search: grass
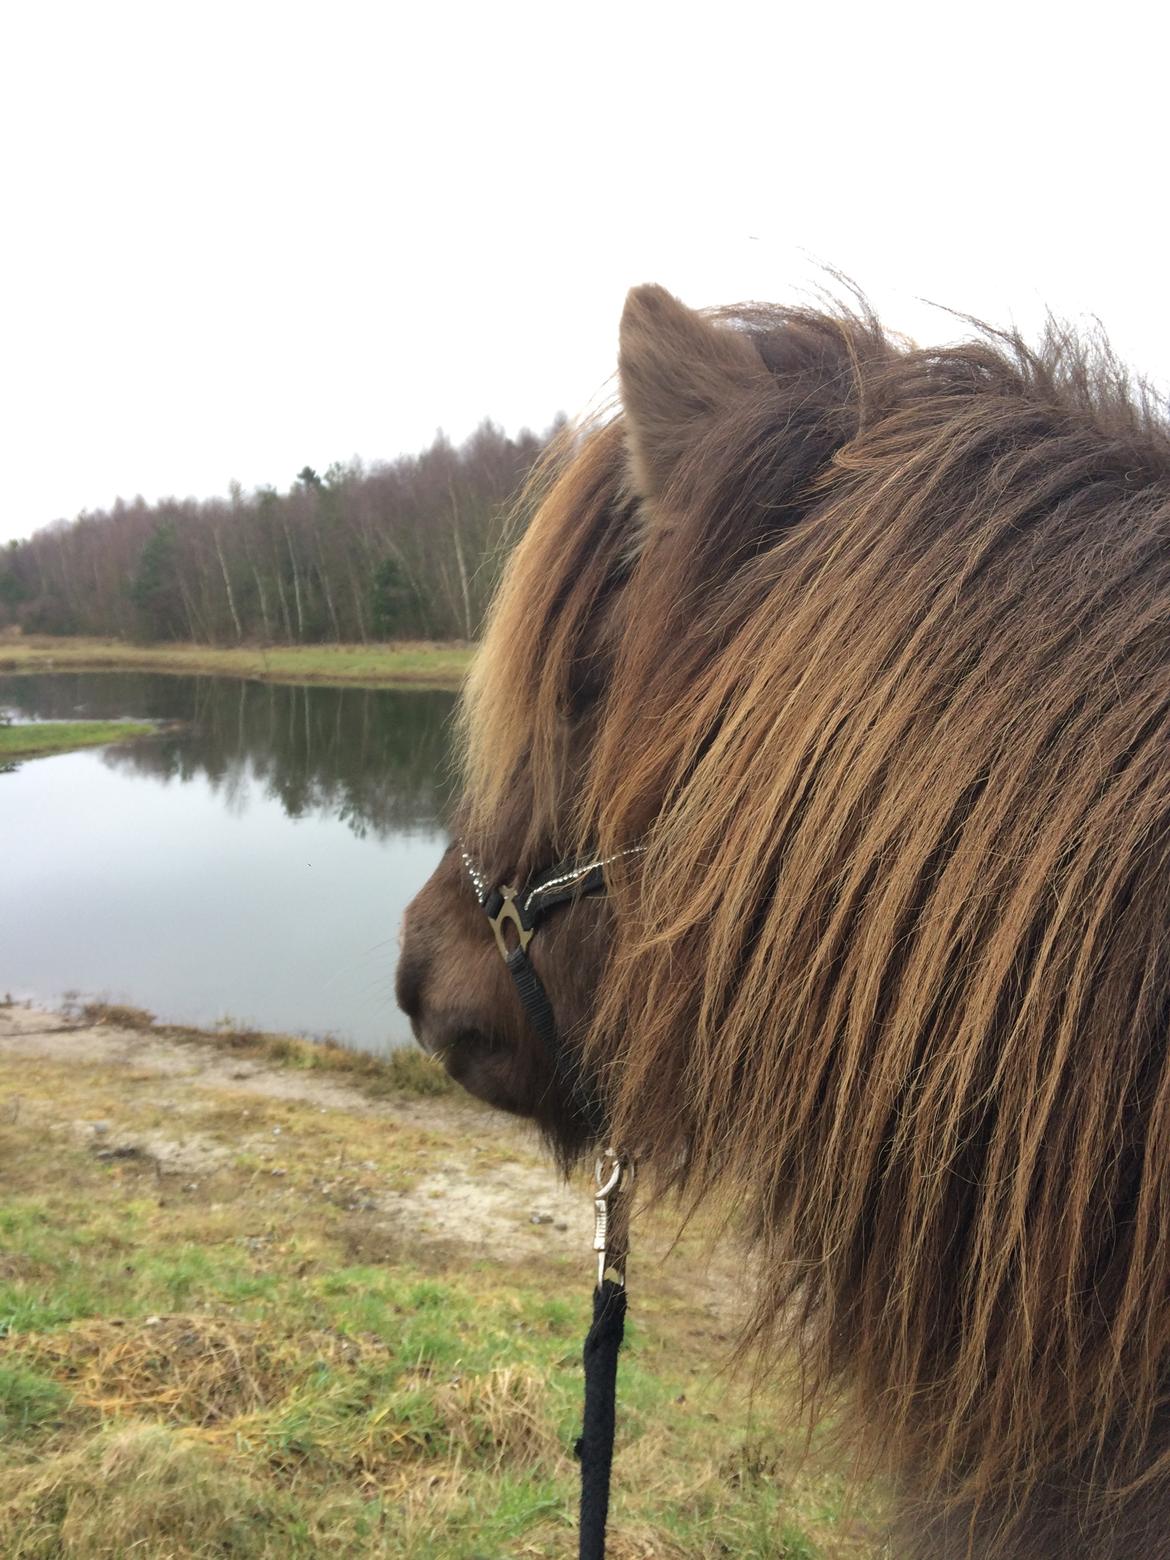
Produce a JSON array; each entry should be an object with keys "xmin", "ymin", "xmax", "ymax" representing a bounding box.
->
[
  {"xmin": 0, "ymin": 636, "xmax": 474, "ymax": 690},
  {"xmin": 0, "ymin": 1028, "xmax": 887, "ymax": 1557},
  {"xmin": 0, "ymin": 721, "xmax": 154, "ymax": 762},
  {"xmin": 77, "ymin": 1002, "xmax": 458, "ymax": 1101}
]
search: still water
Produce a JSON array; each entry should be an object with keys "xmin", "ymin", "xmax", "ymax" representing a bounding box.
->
[{"xmin": 0, "ymin": 672, "xmax": 456, "ymax": 1052}]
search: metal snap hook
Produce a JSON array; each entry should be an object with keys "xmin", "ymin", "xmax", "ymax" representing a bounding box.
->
[{"xmin": 592, "ymin": 1148, "xmax": 626, "ymax": 1288}]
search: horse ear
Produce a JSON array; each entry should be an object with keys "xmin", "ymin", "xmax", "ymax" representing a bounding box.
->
[{"xmin": 619, "ymin": 284, "xmax": 768, "ymax": 501}]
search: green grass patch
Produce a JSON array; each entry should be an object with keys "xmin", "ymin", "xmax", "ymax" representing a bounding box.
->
[
  {"xmin": 0, "ymin": 1366, "xmax": 73, "ymax": 1439},
  {"xmin": 0, "ymin": 636, "xmax": 474, "ymax": 690},
  {"xmin": 0, "ymin": 721, "xmax": 153, "ymax": 761}
]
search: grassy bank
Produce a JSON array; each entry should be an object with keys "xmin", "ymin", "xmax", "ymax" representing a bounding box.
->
[
  {"xmin": 0, "ymin": 637, "xmax": 475, "ymax": 690},
  {"xmin": 73, "ymin": 1002, "xmax": 458, "ymax": 1102},
  {"xmin": 0, "ymin": 721, "xmax": 155, "ymax": 762},
  {"xmin": 0, "ymin": 1005, "xmax": 885, "ymax": 1558}
]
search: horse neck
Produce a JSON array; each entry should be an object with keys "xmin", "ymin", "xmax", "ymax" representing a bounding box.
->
[{"xmin": 900, "ymin": 1464, "xmax": 1170, "ymax": 1560}]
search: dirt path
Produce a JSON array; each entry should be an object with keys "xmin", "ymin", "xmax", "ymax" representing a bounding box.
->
[
  {"xmin": 0, "ymin": 1002, "xmax": 750, "ymax": 1326},
  {"xmin": 0, "ymin": 1001, "xmax": 587, "ymax": 1256}
]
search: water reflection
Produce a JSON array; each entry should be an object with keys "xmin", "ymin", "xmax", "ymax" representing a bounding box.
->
[
  {"xmin": 0, "ymin": 672, "xmax": 457, "ymax": 837},
  {"xmin": 0, "ymin": 672, "xmax": 457, "ymax": 1050}
]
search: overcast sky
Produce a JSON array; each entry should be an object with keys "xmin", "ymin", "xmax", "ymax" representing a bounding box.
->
[{"xmin": 4, "ymin": 1, "xmax": 1166, "ymax": 545}]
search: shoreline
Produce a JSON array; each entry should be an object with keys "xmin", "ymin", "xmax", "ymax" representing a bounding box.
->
[
  {"xmin": 0, "ymin": 997, "xmax": 456, "ymax": 1103},
  {"xmin": 0, "ymin": 995, "xmax": 588, "ymax": 1287},
  {"xmin": 0, "ymin": 635, "xmax": 475, "ymax": 690}
]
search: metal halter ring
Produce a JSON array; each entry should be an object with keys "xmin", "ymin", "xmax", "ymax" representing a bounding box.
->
[{"xmin": 485, "ymin": 885, "xmax": 534, "ymax": 960}]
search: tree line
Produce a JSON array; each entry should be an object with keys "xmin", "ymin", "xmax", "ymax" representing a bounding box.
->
[{"xmin": 0, "ymin": 419, "xmax": 556, "ymax": 643}]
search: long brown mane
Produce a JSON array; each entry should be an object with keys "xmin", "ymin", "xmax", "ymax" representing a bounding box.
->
[{"xmin": 462, "ymin": 294, "xmax": 1170, "ymax": 1552}]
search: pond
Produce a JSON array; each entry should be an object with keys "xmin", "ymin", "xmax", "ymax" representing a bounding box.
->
[{"xmin": 0, "ymin": 671, "xmax": 456, "ymax": 1052}]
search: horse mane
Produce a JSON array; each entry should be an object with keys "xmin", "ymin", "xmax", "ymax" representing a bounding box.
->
[{"xmin": 464, "ymin": 296, "xmax": 1170, "ymax": 1543}]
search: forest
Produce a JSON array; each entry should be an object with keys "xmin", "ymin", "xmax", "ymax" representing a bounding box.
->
[{"xmin": 0, "ymin": 419, "xmax": 555, "ymax": 644}]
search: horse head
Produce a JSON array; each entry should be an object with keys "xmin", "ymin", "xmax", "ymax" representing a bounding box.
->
[
  {"xmin": 399, "ymin": 282, "xmax": 1170, "ymax": 1557},
  {"xmin": 397, "ymin": 284, "xmax": 879, "ymax": 1150}
]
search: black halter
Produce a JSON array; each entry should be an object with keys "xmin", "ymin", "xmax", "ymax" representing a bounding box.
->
[{"xmin": 460, "ymin": 844, "xmax": 645, "ymax": 1105}]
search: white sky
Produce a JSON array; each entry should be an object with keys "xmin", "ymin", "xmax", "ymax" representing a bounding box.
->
[{"xmin": 4, "ymin": 1, "xmax": 1167, "ymax": 545}]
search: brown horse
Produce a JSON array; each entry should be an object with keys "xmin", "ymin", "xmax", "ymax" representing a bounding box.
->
[{"xmin": 397, "ymin": 283, "xmax": 1170, "ymax": 1558}]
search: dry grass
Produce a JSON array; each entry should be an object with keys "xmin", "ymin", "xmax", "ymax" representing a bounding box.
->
[
  {"xmin": 0, "ymin": 1425, "xmax": 283, "ymax": 1558},
  {"xmin": 77, "ymin": 1002, "xmax": 158, "ymax": 1032},
  {"xmin": 0, "ymin": 636, "xmax": 474, "ymax": 690},
  {"xmin": 17, "ymin": 1316, "xmax": 391, "ymax": 1427},
  {"xmin": 76, "ymin": 1001, "xmax": 456, "ymax": 1099}
]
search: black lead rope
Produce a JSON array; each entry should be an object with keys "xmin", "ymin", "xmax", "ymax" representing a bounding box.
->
[
  {"xmin": 577, "ymin": 1277, "xmax": 627, "ymax": 1559},
  {"xmin": 461, "ymin": 847, "xmax": 640, "ymax": 1560}
]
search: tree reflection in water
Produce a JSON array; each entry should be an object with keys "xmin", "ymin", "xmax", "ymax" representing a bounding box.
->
[{"xmin": 0, "ymin": 671, "xmax": 457, "ymax": 838}]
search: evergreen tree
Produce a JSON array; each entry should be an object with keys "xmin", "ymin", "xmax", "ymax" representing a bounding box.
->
[{"xmin": 129, "ymin": 522, "xmax": 186, "ymax": 640}]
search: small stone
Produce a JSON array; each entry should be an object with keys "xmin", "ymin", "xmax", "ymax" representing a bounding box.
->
[
  {"xmin": 529, "ymin": 1212, "xmax": 554, "ymax": 1225},
  {"xmin": 144, "ymin": 1315, "xmax": 161, "ymax": 1326}
]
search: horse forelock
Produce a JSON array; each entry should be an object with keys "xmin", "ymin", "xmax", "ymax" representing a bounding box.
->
[
  {"xmin": 458, "ymin": 414, "xmax": 637, "ymax": 870},
  {"xmin": 464, "ymin": 296, "xmax": 1170, "ymax": 1547}
]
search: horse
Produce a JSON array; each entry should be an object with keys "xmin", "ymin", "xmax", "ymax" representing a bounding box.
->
[{"xmin": 397, "ymin": 282, "xmax": 1170, "ymax": 1558}]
